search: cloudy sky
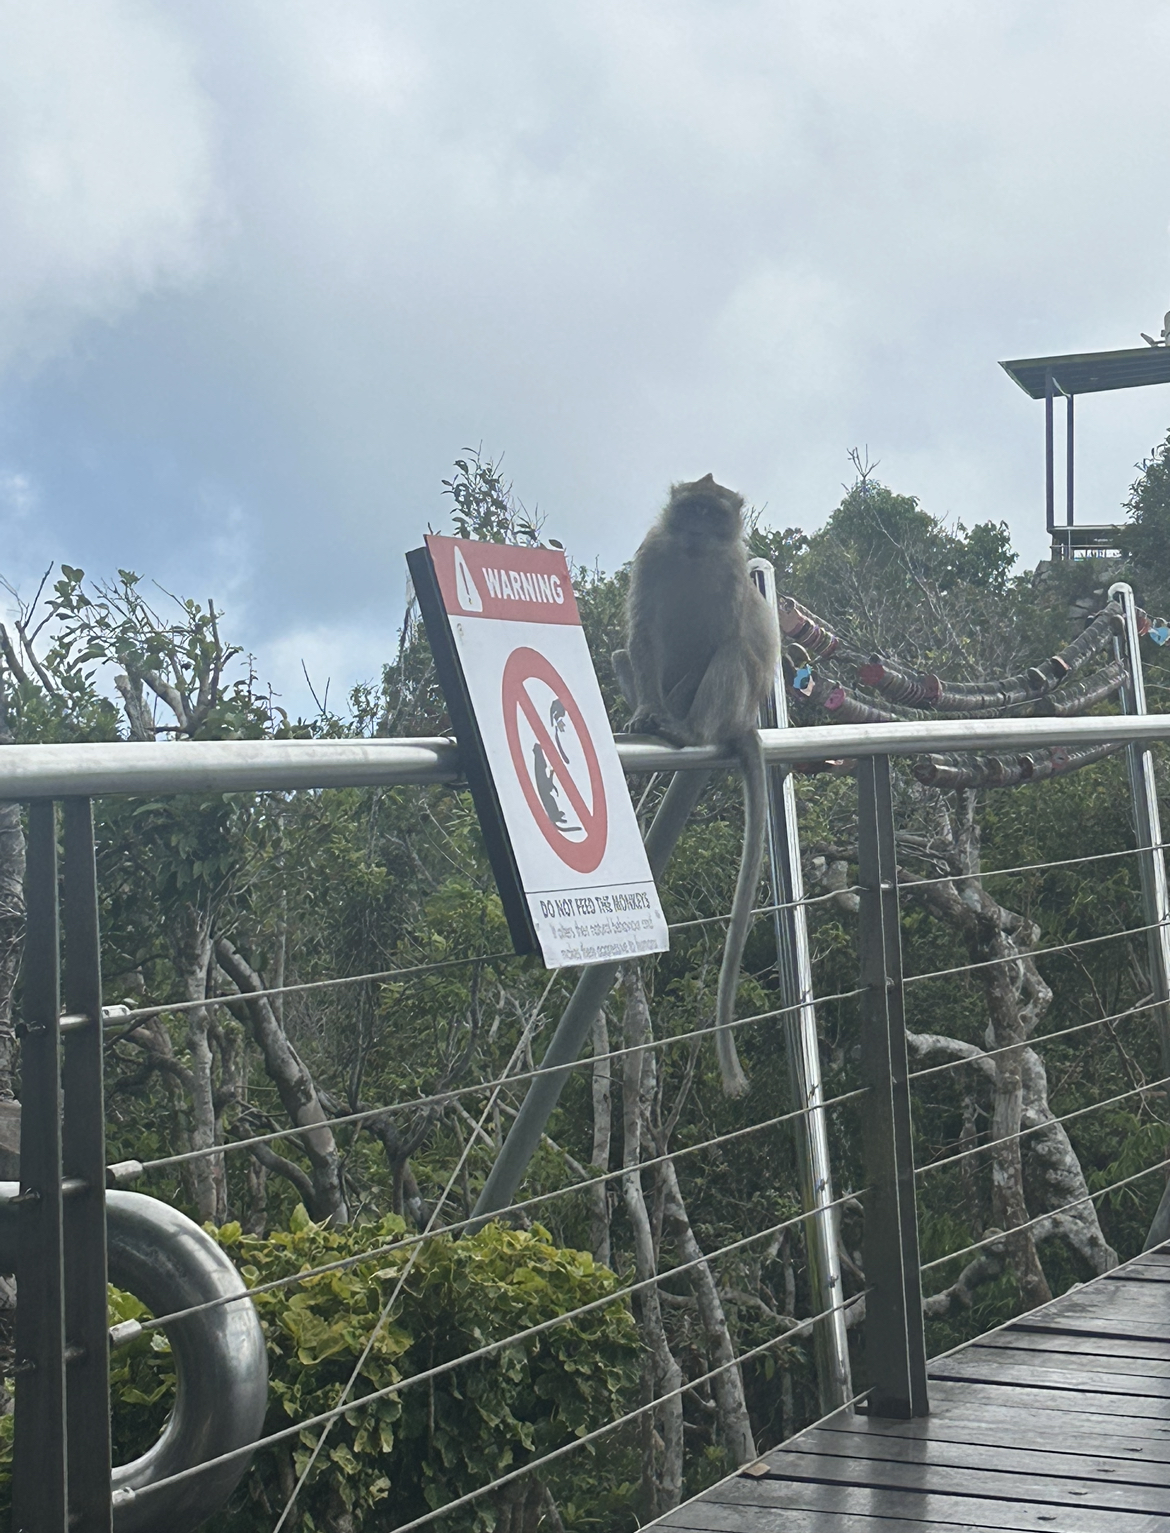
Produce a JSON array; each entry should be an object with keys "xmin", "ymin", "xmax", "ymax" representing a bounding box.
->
[{"xmin": 3, "ymin": 1, "xmax": 1170, "ymax": 717}]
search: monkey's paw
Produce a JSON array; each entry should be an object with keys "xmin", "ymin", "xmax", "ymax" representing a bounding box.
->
[
  {"xmin": 625, "ymin": 707, "xmax": 661, "ymax": 734},
  {"xmin": 627, "ymin": 711, "xmax": 693, "ymax": 748}
]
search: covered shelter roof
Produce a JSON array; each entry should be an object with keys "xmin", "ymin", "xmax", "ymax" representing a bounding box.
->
[{"xmin": 1000, "ymin": 345, "xmax": 1170, "ymax": 399}]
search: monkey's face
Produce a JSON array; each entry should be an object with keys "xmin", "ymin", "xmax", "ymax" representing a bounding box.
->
[{"xmin": 665, "ymin": 475, "xmax": 745, "ymax": 548}]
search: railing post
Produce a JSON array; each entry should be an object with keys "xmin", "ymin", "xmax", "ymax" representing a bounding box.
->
[
  {"xmin": 13, "ymin": 799, "xmax": 69, "ymax": 1532},
  {"xmin": 1109, "ymin": 582, "xmax": 1170, "ymax": 1250},
  {"xmin": 1110, "ymin": 583, "xmax": 1170, "ymax": 1070},
  {"xmin": 856, "ymin": 755, "xmax": 928, "ymax": 1418},
  {"xmin": 62, "ymin": 798, "xmax": 112, "ymax": 1531},
  {"xmin": 749, "ymin": 559, "xmax": 851, "ymax": 1413}
]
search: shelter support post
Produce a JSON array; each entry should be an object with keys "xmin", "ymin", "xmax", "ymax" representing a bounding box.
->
[
  {"xmin": 1045, "ymin": 368, "xmax": 1055, "ymax": 539},
  {"xmin": 750, "ymin": 559, "xmax": 851, "ymax": 1413},
  {"xmin": 856, "ymin": 756, "xmax": 928, "ymax": 1418}
]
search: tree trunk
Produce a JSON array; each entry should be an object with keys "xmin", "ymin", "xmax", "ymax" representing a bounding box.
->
[
  {"xmin": 216, "ymin": 936, "xmax": 348, "ymax": 1225},
  {"xmin": 1021, "ymin": 1045, "xmax": 1117, "ymax": 1274},
  {"xmin": 907, "ymin": 801, "xmax": 1051, "ymax": 1309},
  {"xmin": 245, "ymin": 1155, "xmax": 269, "ymax": 1236},
  {"xmin": 983, "ymin": 943, "xmax": 1051, "ymax": 1308},
  {"xmin": 620, "ymin": 968, "xmax": 683, "ymax": 1518},
  {"xmin": 178, "ymin": 905, "xmax": 224, "ymax": 1223},
  {"xmin": 590, "ymin": 1010, "xmax": 613, "ymax": 1266},
  {"xmin": 659, "ymin": 1157, "xmax": 756, "ymax": 1466}
]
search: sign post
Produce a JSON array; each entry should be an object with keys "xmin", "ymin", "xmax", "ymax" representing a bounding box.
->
[{"xmin": 408, "ymin": 535, "xmax": 669, "ymax": 968}]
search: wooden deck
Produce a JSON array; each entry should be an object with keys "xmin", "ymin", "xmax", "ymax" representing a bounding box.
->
[{"xmin": 656, "ymin": 1247, "xmax": 1170, "ymax": 1532}]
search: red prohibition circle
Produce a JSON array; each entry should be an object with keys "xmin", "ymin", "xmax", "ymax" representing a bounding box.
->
[{"xmin": 502, "ymin": 647, "xmax": 608, "ymax": 874}]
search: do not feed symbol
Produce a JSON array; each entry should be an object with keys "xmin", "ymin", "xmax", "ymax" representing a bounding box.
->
[{"xmin": 502, "ymin": 647, "xmax": 608, "ymax": 874}]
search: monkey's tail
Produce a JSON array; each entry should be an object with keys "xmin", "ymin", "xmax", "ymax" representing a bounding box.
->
[{"xmin": 714, "ymin": 731, "xmax": 767, "ymax": 1098}]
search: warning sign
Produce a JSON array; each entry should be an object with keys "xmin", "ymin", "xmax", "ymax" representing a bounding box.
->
[{"xmin": 409, "ymin": 535, "xmax": 669, "ymax": 968}]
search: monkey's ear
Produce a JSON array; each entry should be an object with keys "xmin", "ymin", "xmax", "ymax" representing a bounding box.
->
[{"xmin": 696, "ymin": 472, "xmax": 715, "ymax": 486}]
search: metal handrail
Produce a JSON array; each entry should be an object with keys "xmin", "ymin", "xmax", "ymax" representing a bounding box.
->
[{"xmin": 2, "ymin": 711, "xmax": 1169, "ymax": 798}]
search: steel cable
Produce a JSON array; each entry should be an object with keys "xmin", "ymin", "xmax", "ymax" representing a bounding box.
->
[
  {"xmin": 907, "ymin": 996, "xmax": 1164, "ymax": 1082},
  {"xmin": 916, "ymin": 1072, "xmax": 1170, "ymax": 1178},
  {"xmin": 920, "ymin": 1159, "xmax": 1170, "ymax": 1276},
  {"xmin": 104, "ymin": 891, "xmax": 855, "ymax": 1033},
  {"xmin": 381, "ymin": 1292, "xmax": 872, "ymax": 1533},
  {"xmin": 126, "ymin": 1095, "xmax": 869, "ymax": 1336},
  {"xmin": 896, "ymin": 840, "xmax": 1170, "ymax": 892},
  {"xmin": 903, "ymin": 918, "xmax": 1170, "ymax": 989},
  {"xmin": 128, "ymin": 986, "xmax": 867, "ymax": 1174},
  {"xmin": 103, "ymin": 949, "xmax": 521, "ymax": 1029},
  {"xmin": 272, "ymin": 970, "xmax": 561, "ymax": 1530},
  {"xmin": 113, "ymin": 1197, "xmax": 868, "ymax": 1507},
  {"xmin": 667, "ymin": 884, "xmax": 863, "ymax": 932}
]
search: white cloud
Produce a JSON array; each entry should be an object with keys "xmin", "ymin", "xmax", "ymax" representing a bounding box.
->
[
  {"xmin": 5, "ymin": 0, "xmax": 1170, "ymax": 708},
  {"xmin": 0, "ymin": 0, "xmax": 219, "ymax": 368},
  {"xmin": 263, "ymin": 611, "xmax": 404, "ymax": 724}
]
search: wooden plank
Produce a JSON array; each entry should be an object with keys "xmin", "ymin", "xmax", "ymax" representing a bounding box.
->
[
  {"xmin": 649, "ymin": 1252, "xmax": 1170, "ymax": 1533},
  {"xmin": 977, "ymin": 1329, "xmax": 1170, "ymax": 1361},
  {"xmin": 659, "ymin": 1500, "xmax": 1049, "ymax": 1533},
  {"xmin": 930, "ymin": 1354, "xmax": 1170, "ymax": 1398},
  {"xmin": 922, "ymin": 1376, "xmax": 1170, "ymax": 1420},
  {"xmin": 966, "ymin": 1341, "xmax": 1170, "ymax": 1376},
  {"xmin": 699, "ymin": 1475, "xmax": 1163, "ymax": 1532},
  {"xmin": 1051, "ymin": 1277, "xmax": 1170, "ymax": 1309},
  {"xmin": 1008, "ymin": 1312, "xmax": 1170, "ymax": 1341},
  {"xmin": 741, "ymin": 1446, "xmax": 1170, "ymax": 1515},
  {"xmin": 818, "ymin": 1410, "xmax": 1170, "ymax": 1462},
  {"xmin": 774, "ymin": 1426, "xmax": 1170, "ymax": 1489},
  {"xmin": 1049, "ymin": 1286, "xmax": 1170, "ymax": 1321},
  {"xmin": 892, "ymin": 1376, "xmax": 1170, "ymax": 1431}
]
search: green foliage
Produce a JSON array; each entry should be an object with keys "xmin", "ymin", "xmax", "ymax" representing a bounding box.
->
[
  {"xmin": 1122, "ymin": 430, "xmax": 1170, "ymax": 608},
  {"xmin": 441, "ymin": 449, "xmax": 552, "ymax": 550},
  {"xmin": 806, "ymin": 479, "xmax": 1016, "ymax": 598},
  {"xmin": 213, "ymin": 1211, "xmax": 639, "ymax": 1532},
  {"xmin": 108, "ymin": 1287, "xmax": 177, "ymax": 1460},
  {"xmin": 0, "ymin": 1285, "xmax": 177, "ymax": 1524}
]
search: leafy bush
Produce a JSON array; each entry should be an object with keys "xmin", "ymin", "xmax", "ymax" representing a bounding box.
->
[
  {"xmin": 216, "ymin": 1210, "xmax": 640, "ymax": 1532},
  {"xmin": 0, "ymin": 1286, "xmax": 176, "ymax": 1525},
  {"xmin": 0, "ymin": 1216, "xmax": 637, "ymax": 1533}
]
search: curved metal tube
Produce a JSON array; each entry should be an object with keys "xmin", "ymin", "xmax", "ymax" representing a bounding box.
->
[{"xmin": 0, "ymin": 1185, "xmax": 267, "ymax": 1533}]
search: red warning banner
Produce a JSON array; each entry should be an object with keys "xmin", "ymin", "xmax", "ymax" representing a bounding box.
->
[{"xmin": 427, "ymin": 535, "xmax": 580, "ymax": 626}]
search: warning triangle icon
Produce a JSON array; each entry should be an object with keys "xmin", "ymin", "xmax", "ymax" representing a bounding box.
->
[{"xmin": 453, "ymin": 547, "xmax": 484, "ymax": 612}]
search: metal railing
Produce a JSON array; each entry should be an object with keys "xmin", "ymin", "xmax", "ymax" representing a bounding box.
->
[{"xmin": 6, "ymin": 586, "xmax": 1170, "ymax": 1532}]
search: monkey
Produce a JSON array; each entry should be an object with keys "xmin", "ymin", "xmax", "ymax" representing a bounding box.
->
[{"xmin": 613, "ymin": 473, "xmax": 780, "ymax": 1097}]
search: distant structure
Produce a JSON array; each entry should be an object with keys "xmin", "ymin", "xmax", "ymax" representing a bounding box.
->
[{"xmin": 1001, "ymin": 322, "xmax": 1170, "ymax": 560}]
